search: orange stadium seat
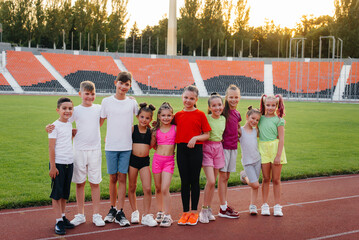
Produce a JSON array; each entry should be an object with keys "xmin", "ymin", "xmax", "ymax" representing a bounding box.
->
[
  {"xmin": 272, "ymin": 61, "xmax": 343, "ymax": 98},
  {"xmin": 6, "ymin": 51, "xmax": 65, "ymax": 92},
  {"xmin": 0, "ymin": 73, "xmax": 13, "ymax": 91},
  {"xmin": 196, "ymin": 60, "xmax": 264, "ymax": 96},
  {"xmin": 42, "ymin": 53, "xmax": 121, "ymax": 93},
  {"xmin": 120, "ymin": 57, "xmax": 194, "ymax": 94}
]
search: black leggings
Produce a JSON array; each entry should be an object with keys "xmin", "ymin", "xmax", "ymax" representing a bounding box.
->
[{"xmin": 176, "ymin": 143, "xmax": 203, "ymax": 212}]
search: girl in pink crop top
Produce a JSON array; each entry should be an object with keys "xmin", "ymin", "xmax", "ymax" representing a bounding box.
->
[
  {"xmin": 156, "ymin": 125, "xmax": 176, "ymax": 145},
  {"xmin": 152, "ymin": 102, "xmax": 176, "ymax": 227}
]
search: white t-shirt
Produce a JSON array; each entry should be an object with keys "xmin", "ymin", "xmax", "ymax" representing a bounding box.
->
[
  {"xmin": 48, "ymin": 120, "xmax": 74, "ymax": 164},
  {"xmin": 100, "ymin": 96, "xmax": 138, "ymax": 151},
  {"xmin": 69, "ymin": 104, "xmax": 101, "ymax": 151}
]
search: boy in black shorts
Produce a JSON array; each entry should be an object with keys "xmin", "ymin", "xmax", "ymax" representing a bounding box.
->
[{"xmin": 48, "ymin": 97, "xmax": 75, "ymax": 235}]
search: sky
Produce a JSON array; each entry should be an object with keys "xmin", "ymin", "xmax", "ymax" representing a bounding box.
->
[{"xmin": 126, "ymin": 0, "xmax": 335, "ymax": 35}]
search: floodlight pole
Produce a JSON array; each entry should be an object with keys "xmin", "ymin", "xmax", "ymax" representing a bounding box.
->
[
  {"xmin": 288, "ymin": 37, "xmax": 305, "ymax": 98},
  {"xmin": 318, "ymin": 36, "xmax": 335, "ymax": 101}
]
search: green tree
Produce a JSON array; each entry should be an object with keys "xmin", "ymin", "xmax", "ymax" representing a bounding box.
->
[
  {"xmin": 126, "ymin": 22, "xmax": 140, "ymax": 53},
  {"xmin": 108, "ymin": 0, "xmax": 129, "ymax": 52},
  {"xmin": 179, "ymin": 0, "xmax": 201, "ymax": 55},
  {"xmin": 201, "ymin": 0, "xmax": 224, "ymax": 56},
  {"xmin": 333, "ymin": 0, "xmax": 359, "ymax": 57}
]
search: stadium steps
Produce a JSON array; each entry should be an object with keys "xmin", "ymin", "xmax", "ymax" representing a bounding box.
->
[
  {"xmin": 0, "ymin": 72, "xmax": 14, "ymax": 92},
  {"xmin": 35, "ymin": 55, "xmax": 76, "ymax": 94},
  {"xmin": 196, "ymin": 60, "xmax": 265, "ymax": 96},
  {"xmin": 113, "ymin": 58, "xmax": 142, "ymax": 95},
  {"xmin": 333, "ymin": 64, "xmax": 351, "ymax": 100},
  {"xmin": 1, "ymin": 68, "xmax": 23, "ymax": 93},
  {"xmin": 189, "ymin": 62, "xmax": 207, "ymax": 96},
  {"xmin": 120, "ymin": 57, "xmax": 194, "ymax": 95},
  {"xmin": 42, "ymin": 53, "xmax": 124, "ymax": 93},
  {"xmin": 264, "ymin": 64, "xmax": 274, "ymax": 95},
  {"xmin": 272, "ymin": 61, "xmax": 343, "ymax": 98}
]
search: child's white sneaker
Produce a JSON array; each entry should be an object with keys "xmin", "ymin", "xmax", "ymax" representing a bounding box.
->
[
  {"xmin": 261, "ymin": 203, "xmax": 270, "ymax": 216},
  {"xmin": 199, "ymin": 208, "xmax": 209, "ymax": 223},
  {"xmin": 141, "ymin": 214, "xmax": 158, "ymax": 227},
  {"xmin": 92, "ymin": 213, "xmax": 105, "ymax": 227},
  {"xmin": 70, "ymin": 214, "xmax": 86, "ymax": 226},
  {"xmin": 207, "ymin": 207, "xmax": 216, "ymax": 221},
  {"xmin": 249, "ymin": 204, "xmax": 258, "ymax": 215},
  {"xmin": 155, "ymin": 211, "xmax": 164, "ymax": 223},
  {"xmin": 273, "ymin": 204, "xmax": 283, "ymax": 217},
  {"xmin": 131, "ymin": 210, "xmax": 140, "ymax": 224},
  {"xmin": 160, "ymin": 214, "xmax": 173, "ymax": 227}
]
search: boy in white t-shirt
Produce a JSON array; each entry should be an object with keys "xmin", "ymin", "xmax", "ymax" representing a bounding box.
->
[
  {"xmin": 100, "ymin": 72, "xmax": 138, "ymax": 227},
  {"xmin": 47, "ymin": 81, "xmax": 105, "ymax": 227},
  {"xmin": 48, "ymin": 97, "xmax": 75, "ymax": 235}
]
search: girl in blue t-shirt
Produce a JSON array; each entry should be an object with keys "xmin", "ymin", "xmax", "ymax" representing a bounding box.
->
[{"xmin": 258, "ymin": 94, "xmax": 286, "ymax": 217}]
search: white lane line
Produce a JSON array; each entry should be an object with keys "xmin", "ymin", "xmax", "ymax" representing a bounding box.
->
[
  {"xmin": 34, "ymin": 194, "xmax": 359, "ymax": 240},
  {"xmin": 308, "ymin": 229, "xmax": 359, "ymax": 240},
  {"xmin": 1, "ymin": 174, "xmax": 358, "ymax": 215},
  {"xmin": 36, "ymin": 224, "xmax": 145, "ymax": 240}
]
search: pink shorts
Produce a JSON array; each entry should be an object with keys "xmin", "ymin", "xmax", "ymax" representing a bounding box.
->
[
  {"xmin": 152, "ymin": 153, "xmax": 175, "ymax": 174},
  {"xmin": 203, "ymin": 141, "xmax": 225, "ymax": 169}
]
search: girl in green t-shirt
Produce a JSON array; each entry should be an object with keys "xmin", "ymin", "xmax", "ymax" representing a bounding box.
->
[{"xmin": 258, "ymin": 94, "xmax": 286, "ymax": 217}]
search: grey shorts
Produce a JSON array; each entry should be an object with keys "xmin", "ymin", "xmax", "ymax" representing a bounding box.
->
[
  {"xmin": 243, "ymin": 160, "xmax": 261, "ymax": 183},
  {"xmin": 220, "ymin": 149, "xmax": 237, "ymax": 172}
]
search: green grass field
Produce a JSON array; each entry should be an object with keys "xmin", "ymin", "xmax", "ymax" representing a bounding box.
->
[{"xmin": 0, "ymin": 94, "xmax": 358, "ymax": 209}]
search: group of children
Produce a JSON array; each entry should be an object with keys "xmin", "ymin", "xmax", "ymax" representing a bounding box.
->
[{"xmin": 47, "ymin": 72, "xmax": 286, "ymax": 235}]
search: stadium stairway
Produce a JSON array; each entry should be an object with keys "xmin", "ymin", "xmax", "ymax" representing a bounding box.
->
[
  {"xmin": 189, "ymin": 62, "xmax": 208, "ymax": 96},
  {"xmin": 1, "ymin": 69, "xmax": 23, "ymax": 93},
  {"xmin": 0, "ymin": 72, "xmax": 14, "ymax": 92},
  {"xmin": 333, "ymin": 64, "xmax": 351, "ymax": 100},
  {"xmin": 264, "ymin": 64, "xmax": 274, "ymax": 95},
  {"xmin": 113, "ymin": 58, "xmax": 142, "ymax": 95},
  {"xmin": 35, "ymin": 55, "xmax": 76, "ymax": 94}
]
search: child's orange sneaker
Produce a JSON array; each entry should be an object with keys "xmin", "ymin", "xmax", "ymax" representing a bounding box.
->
[
  {"xmin": 186, "ymin": 213, "xmax": 199, "ymax": 226},
  {"xmin": 178, "ymin": 212, "xmax": 190, "ymax": 225}
]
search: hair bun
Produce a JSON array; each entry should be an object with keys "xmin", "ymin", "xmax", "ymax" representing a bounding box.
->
[
  {"xmin": 139, "ymin": 102, "xmax": 147, "ymax": 108},
  {"xmin": 211, "ymin": 92, "xmax": 219, "ymax": 96},
  {"xmin": 148, "ymin": 104, "xmax": 156, "ymax": 111},
  {"xmin": 248, "ymin": 106, "xmax": 253, "ymax": 110}
]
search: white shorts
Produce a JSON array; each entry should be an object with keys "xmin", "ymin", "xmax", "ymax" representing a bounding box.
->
[
  {"xmin": 72, "ymin": 149, "xmax": 102, "ymax": 184},
  {"xmin": 220, "ymin": 149, "xmax": 238, "ymax": 172}
]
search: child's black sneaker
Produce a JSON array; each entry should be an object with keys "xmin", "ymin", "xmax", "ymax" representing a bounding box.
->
[
  {"xmin": 104, "ymin": 206, "xmax": 117, "ymax": 223},
  {"xmin": 115, "ymin": 209, "xmax": 130, "ymax": 227},
  {"xmin": 63, "ymin": 216, "xmax": 75, "ymax": 229},
  {"xmin": 55, "ymin": 221, "xmax": 66, "ymax": 235}
]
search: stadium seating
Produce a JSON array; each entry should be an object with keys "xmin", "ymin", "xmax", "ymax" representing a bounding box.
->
[
  {"xmin": 196, "ymin": 60, "xmax": 264, "ymax": 96},
  {"xmin": 6, "ymin": 51, "xmax": 65, "ymax": 92},
  {"xmin": 42, "ymin": 53, "xmax": 123, "ymax": 93},
  {"xmin": 0, "ymin": 73, "xmax": 13, "ymax": 91},
  {"xmin": 120, "ymin": 57, "xmax": 194, "ymax": 94},
  {"xmin": 343, "ymin": 62, "xmax": 359, "ymax": 99},
  {"xmin": 272, "ymin": 61, "xmax": 343, "ymax": 98}
]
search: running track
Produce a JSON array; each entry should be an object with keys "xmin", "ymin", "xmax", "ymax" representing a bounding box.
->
[{"xmin": 1, "ymin": 174, "xmax": 359, "ymax": 240}]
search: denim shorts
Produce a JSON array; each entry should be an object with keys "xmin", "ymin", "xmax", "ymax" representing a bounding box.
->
[{"xmin": 105, "ymin": 150, "xmax": 131, "ymax": 174}]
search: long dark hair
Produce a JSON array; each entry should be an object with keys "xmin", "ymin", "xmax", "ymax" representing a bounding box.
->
[{"xmin": 223, "ymin": 84, "xmax": 240, "ymax": 119}]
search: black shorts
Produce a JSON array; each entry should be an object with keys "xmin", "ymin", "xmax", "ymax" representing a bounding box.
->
[
  {"xmin": 129, "ymin": 154, "xmax": 150, "ymax": 170},
  {"xmin": 50, "ymin": 163, "xmax": 73, "ymax": 200}
]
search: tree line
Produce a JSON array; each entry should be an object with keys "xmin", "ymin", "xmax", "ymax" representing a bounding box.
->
[{"xmin": 0, "ymin": 0, "xmax": 358, "ymax": 58}]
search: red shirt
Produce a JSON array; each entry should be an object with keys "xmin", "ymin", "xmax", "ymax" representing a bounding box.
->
[{"xmin": 174, "ymin": 109, "xmax": 211, "ymax": 144}]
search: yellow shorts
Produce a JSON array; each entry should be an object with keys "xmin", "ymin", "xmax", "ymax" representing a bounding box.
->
[{"xmin": 258, "ymin": 139, "xmax": 287, "ymax": 164}]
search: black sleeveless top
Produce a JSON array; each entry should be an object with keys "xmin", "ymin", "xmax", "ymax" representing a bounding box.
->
[{"xmin": 132, "ymin": 125, "xmax": 152, "ymax": 145}]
